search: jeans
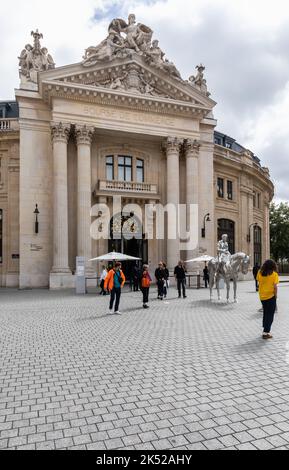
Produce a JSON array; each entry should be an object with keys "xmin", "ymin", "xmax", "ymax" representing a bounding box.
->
[
  {"xmin": 262, "ymin": 296, "xmax": 276, "ymax": 333},
  {"xmin": 142, "ymin": 287, "xmax": 150, "ymax": 305},
  {"xmin": 177, "ymin": 279, "xmax": 186, "ymax": 297},
  {"xmin": 109, "ymin": 287, "xmax": 121, "ymax": 312}
]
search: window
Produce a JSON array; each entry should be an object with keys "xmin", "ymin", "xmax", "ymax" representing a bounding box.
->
[
  {"xmin": 257, "ymin": 193, "xmax": 261, "ymax": 209},
  {"xmin": 136, "ymin": 159, "xmax": 144, "ymax": 183},
  {"xmin": 253, "ymin": 191, "xmax": 256, "ymax": 208},
  {"xmin": 118, "ymin": 156, "xmax": 132, "ymax": 182},
  {"xmin": 215, "ymin": 137, "xmax": 222, "ymax": 145},
  {"xmin": 218, "ymin": 219, "xmax": 235, "ymax": 254},
  {"xmin": 254, "ymin": 226, "xmax": 262, "ymax": 266},
  {"xmin": 225, "ymin": 142, "xmax": 232, "ymax": 149},
  {"xmin": 0, "ymin": 209, "xmax": 2, "ymax": 264},
  {"xmin": 106, "ymin": 156, "xmax": 114, "ymax": 180},
  {"xmin": 217, "ymin": 178, "xmax": 224, "ymax": 198},
  {"xmin": 227, "ymin": 180, "xmax": 233, "ymax": 200}
]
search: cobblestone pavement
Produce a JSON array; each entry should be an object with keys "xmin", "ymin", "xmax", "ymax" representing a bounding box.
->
[{"xmin": 1, "ymin": 281, "xmax": 289, "ymax": 451}]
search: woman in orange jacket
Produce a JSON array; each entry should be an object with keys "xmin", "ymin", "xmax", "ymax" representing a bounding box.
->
[{"xmin": 104, "ymin": 262, "xmax": 126, "ymax": 315}]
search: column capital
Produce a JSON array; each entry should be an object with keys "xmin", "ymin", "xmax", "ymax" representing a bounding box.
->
[
  {"xmin": 75, "ymin": 125, "xmax": 94, "ymax": 146},
  {"xmin": 184, "ymin": 139, "xmax": 201, "ymax": 157},
  {"xmin": 51, "ymin": 122, "xmax": 70, "ymax": 144},
  {"xmin": 163, "ymin": 136, "xmax": 183, "ymax": 154}
]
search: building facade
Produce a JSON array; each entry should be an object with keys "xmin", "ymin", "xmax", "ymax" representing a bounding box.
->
[{"xmin": 0, "ymin": 17, "xmax": 274, "ymax": 288}]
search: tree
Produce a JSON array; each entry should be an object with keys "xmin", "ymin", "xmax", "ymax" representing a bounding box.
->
[{"xmin": 270, "ymin": 202, "xmax": 289, "ymax": 263}]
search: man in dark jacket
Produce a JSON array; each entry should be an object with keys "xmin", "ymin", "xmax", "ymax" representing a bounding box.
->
[
  {"xmin": 155, "ymin": 262, "xmax": 166, "ymax": 300},
  {"xmin": 174, "ymin": 261, "xmax": 187, "ymax": 299}
]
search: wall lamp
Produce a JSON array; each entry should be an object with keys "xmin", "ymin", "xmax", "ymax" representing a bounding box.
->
[
  {"xmin": 34, "ymin": 204, "xmax": 39, "ymax": 234},
  {"xmin": 202, "ymin": 213, "xmax": 211, "ymax": 238},
  {"xmin": 247, "ymin": 223, "xmax": 258, "ymax": 243}
]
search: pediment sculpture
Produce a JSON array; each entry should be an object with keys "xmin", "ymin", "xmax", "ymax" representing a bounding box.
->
[
  {"xmin": 19, "ymin": 29, "xmax": 55, "ymax": 83},
  {"xmin": 82, "ymin": 13, "xmax": 182, "ymax": 82}
]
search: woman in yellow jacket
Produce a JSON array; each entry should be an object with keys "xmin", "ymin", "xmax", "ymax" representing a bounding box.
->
[
  {"xmin": 257, "ymin": 260, "xmax": 279, "ymax": 340},
  {"xmin": 104, "ymin": 262, "xmax": 126, "ymax": 315}
]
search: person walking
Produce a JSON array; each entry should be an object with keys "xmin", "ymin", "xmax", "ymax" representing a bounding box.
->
[
  {"xmin": 141, "ymin": 265, "xmax": 152, "ymax": 309},
  {"xmin": 99, "ymin": 265, "xmax": 108, "ymax": 295},
  {"xmin": 155, "ymin": 262, "xmax": 166, "ymax": 300},
  {"xmin": 174, "ymin": 261, "xmax": 187, "ymax": 299},
  {"xmin": 163, "ymin": 262, "xmax": 170, "ymax": 299},
  {"xmin": 257, "ymin": 260, "xmax": 279, "ymax": 340},
  {"xmin": 253, "ymin": 263, "xmax": 260, "ymax": 292},
  {"xmin": 104, "ymin": 262, "xmax": 126, "ymax": 315},
  {"xmin": 203, "ymin": 263, "xmax": 210, "ymax": 289}
]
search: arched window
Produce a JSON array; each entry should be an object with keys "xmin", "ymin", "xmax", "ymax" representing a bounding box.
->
[
  {"xmin": 218, "ymin": 219, "xmax": 235, "ymax": 254},
  {"xmin": 0, "ymin": 209, "xmax": 3, "ymax": 264},
  {"xmin": 254, "ymin": 226, "xmax": 262, "ymax": 266}
]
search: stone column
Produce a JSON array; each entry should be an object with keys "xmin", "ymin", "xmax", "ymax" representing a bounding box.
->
[
  {"xmin": 51, "ymin": 122, "xmax": 71, "ymax": 275},
  {"xmin": 76, "ymin": 125, "xmax": 94, "ymax": 273},
  {"xmin": 165, "ymin": 137, "xmax": 181, "ymax": 270},
  {"xmin": 184, "ymin": 139, "xmax": 200, "ymax": 260}
]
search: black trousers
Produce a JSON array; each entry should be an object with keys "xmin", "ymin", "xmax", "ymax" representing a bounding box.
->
[
  {"xmin": 100, "ymin": 280, "xmax": 106, "ymax": 295},
  {"xmin": 262, "ymin": 296, "xmax": 276, "ymax": 333},
  {"xmin": 157, "ymin": 280, "xmax": 164, "ymax": 298},
  {"xmin": 204, "ymin": 277, "xmax": 209, "ymax": 288},
  {"xmin": 177, "ymin": 279, "xmax": 186, "ymax": 297},
  {"xmin": 109, "ymin": 287, "xmax": 121, "ymax": 312},
  {"xmin": 142, "ymin": 287, "xmax": 150, "ymax": 305},
  {"xmin": 255, "ymin": 279, "xmax": 259, "ymax": 292}
]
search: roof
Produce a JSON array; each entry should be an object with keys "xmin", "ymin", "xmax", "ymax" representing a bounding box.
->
[
  {"xmin": 214, "ymin": 130, "xmax": 261, "ymax": 166},
  {"xmin": 0, "ymin": 101, "xmax": 19, "ymax": 118}
]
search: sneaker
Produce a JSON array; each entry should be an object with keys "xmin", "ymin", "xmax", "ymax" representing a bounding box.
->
[
  {"xmin": 263, "ymin": 334, "xmax": 273, "ymax": 340},
  {"xmin": 108, "ymin": 310, "xmax": 113, "ymax": 315},
  {"xmin": 115, "ymin": 311, "xmax": 122, "ymax": 315},
  {"xmin": 143, "ymin": 305, "xmax": 149, "ymax": 309}
]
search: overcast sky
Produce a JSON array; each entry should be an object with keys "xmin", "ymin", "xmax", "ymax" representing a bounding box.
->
[{"xmin": 1, "ymin": 0, "xmax": 288, "ymax": 201}]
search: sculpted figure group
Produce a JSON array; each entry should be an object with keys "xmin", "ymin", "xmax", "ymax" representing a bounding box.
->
[
  {"xmin": 82, "ymin": 14, "xmax": 182, "ymax": 81},
  {"xmin": 19, "ymin": 30, "xmax": 55, "ymax": 82}
]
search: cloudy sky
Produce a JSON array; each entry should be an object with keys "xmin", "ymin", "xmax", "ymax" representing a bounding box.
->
[{"xmin": 1, "ymin": 0, "xmax": 289, "ymax": 201}]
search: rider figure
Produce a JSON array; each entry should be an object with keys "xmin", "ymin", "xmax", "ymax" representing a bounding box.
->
[{"xmin": 217, "ymin": 234, "xmax": 231, "ymax": 269}]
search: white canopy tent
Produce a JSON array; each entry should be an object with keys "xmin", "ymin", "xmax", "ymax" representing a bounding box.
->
[{"xmin": 90, "ymin": 252, "xmax": 142, "ymax": 262}]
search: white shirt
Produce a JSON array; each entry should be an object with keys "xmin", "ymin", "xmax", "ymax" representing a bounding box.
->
[{"xmin": 100, "ymin": 269, "xmax": 107, "ymax": 281}]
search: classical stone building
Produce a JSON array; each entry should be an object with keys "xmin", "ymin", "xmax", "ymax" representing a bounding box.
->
[{"xmin": 0, "ymin": 17, "xmax": 274, "ymax": 288}]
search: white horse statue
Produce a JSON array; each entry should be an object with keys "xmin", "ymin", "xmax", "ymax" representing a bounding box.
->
[{"xmin": 208, "ymin": 252, "xmax": 250, "ymax": 303}]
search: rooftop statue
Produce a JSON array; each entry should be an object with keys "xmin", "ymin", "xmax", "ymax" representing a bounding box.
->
[
  {"xmin": 19, "ymin": 30, "xmax": 55, "ymax": 84},
  {"xmin": 82, "ymin": 14, "xmax": 182, "ymax": 80}
]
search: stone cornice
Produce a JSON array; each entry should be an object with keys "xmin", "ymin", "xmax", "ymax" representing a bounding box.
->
[
  {"xmin": 40, "ymin": 80, "xmax": 213, "ymax": 120},
  {"xmin": 51, "ymin": 122, "xmax": 71, "ymax": 144}
]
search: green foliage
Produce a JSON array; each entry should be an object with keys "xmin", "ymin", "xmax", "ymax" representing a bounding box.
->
[{"xmin": 270, "ymin": 202, "xmax": 289, "ymax": 262}]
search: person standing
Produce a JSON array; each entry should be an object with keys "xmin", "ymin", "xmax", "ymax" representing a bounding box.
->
[
  {"xmin": 133, "ymin": 265, "xmax": 141, "ymax": 292},
  {"xmin": 203, "ymin": 263, "xmax": 210, "ymax": 289},
  {"xmin": 155, "ymin": 262, "xmax": 166, "ymax": 300},
  {"xmin": 253, "ymin": 263, "xmax": 260, "ymax": 292},
  {"xmin": 174, "ymin": 261, "xmax": 187, "ymax": 299},
  {"xmin": 104, "ymin": 262, "xmax": 126, "ymax": 315},
  {"xmin": 141, "ymin": 265, "xmax": 152, "ymax": 309},
  {"xmin": 99, "ymin": 265, "xmax": 108, "ymax": 295},
  {"xmin": 257, "ymin": 260, "xmax": 279, "ymax": 340}
]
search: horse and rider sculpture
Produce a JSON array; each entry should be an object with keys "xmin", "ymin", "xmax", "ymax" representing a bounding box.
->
[{"xmin": 208, "ymin": 234, "xmax": 250, "ymax": 303}]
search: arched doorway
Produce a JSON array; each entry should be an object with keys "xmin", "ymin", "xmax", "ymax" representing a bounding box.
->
[
  {"xmin": 254, "ymin": 226, "xmax": 262, "ymax": 266},
  {"xmin": 108, "ymin": 213, "xmax": 148, "ymax": 277},
  {"xmin": 218, "ymin": 219, "xmax": 235, "ymax": 254}
]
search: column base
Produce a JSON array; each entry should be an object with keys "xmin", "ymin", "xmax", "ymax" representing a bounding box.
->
[{"xmin": 50, "ymin": 272, "xmax": 75, "ymax": 290}]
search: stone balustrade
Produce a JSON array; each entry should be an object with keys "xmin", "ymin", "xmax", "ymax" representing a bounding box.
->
[{"xmin": 0, "ymin": 119, "xmax": 19, "ymax": 132}]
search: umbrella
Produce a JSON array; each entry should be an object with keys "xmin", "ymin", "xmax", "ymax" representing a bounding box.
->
[
  {"xmin": 185, "ymin": 255, "xmax": 214, "ymax": 263},
  {"xmin": 90, "ymin": 252, "xmax": 142, "ymax": 262}
]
